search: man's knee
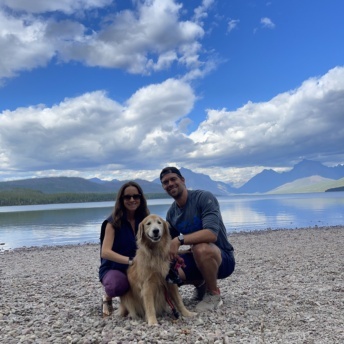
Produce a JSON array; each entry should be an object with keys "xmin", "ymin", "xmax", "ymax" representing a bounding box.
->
[
  {"xmin": 191, "ymin": 243, "xmax": 209, "ymax": 256},
  {"xmin": 192, "ymin": 243, "xmax": 221, "ymax": 265}
]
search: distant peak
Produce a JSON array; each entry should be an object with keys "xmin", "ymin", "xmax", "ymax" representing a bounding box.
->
[
  {"xmin": 293, "ymin": 159, "xmax": 325, "ymax": 170},
  {"xmin": 295, "ymin": 159, "xmax": 324, "ymax": 166}
]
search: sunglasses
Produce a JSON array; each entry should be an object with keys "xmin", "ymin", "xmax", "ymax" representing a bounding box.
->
[{"xmin": 122, "ymin": 194, "xmax": 141, "ymax": 201}]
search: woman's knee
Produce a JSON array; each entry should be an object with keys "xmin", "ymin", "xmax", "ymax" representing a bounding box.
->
[{"xmin": 102, "ymin": 270, "xmax": 130, "ymax": 297}]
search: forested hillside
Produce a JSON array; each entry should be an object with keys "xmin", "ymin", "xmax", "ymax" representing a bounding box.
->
[{"xmin": 0, "ymin": 189, "xmax": 166, "ymax": 206}]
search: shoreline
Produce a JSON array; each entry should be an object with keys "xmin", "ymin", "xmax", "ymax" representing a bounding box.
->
[
  {"xmin": 1, "ymin": 226, "xmax": 343, "ymax": 343},
  {"xmin": 1, "ymin": 224, "xmax": 343, "ymax": 253}
]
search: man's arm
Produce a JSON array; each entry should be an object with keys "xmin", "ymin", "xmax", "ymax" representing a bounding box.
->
[
  {"xmin": 170, "ymin": 229, "xmax": 217, "ymax": 259},
  {"xmin": 180, "ymin": 229, "xmax": 217, "ymax": 245}
]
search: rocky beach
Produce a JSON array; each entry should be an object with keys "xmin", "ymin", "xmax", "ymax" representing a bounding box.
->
[{"xmin": 1, "ymin": 226, "xmax": 343, "ymax": 343}]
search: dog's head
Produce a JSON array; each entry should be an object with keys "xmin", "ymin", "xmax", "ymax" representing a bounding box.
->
[{"xmin": 137, "ymin": 214, "xmax": 169, "ymax": 245}]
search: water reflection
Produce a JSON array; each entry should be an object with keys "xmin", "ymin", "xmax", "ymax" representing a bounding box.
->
[
  {"xmin": 0, "ymin": 193, "xmax": 343, "ymax": 250},
  {"xmin": 218, "ymin": 193, "xmax": 344, "ymax": 231}
]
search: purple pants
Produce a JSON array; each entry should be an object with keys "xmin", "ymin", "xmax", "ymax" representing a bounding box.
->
[{"xmin": 101, "ymin": 270, "xmax": 130, "ymax": 298}]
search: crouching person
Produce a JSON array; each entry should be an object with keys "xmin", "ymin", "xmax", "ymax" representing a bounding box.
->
[{"xmin": 160, "ymin": 167, "xmax": 235, "ymax": 312}]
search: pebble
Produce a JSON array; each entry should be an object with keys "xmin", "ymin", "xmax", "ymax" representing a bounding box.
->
[{"xmin": 1, "ymin": 226, "xmax": 343, "ymax": 343}]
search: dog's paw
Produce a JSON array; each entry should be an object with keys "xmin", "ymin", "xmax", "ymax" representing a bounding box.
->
[
  {"xmin": 118, "ymin": 304, "xmax": 128, "ymax": 317},
  {"xmin": 183, "ymin": 310, "xmax": 197, "ymax": 317},
  {"xmin": 147, "ymin": 316, "xmax": 159, "ymax": 326}
]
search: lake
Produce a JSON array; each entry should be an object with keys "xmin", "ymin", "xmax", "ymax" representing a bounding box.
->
[{"xmin": 0, "ymin": 192, "xmax": 343, "ymax": 251}]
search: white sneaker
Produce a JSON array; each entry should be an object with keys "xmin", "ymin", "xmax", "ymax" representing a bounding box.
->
[{"xmin": 195, "ymin": 291, "xmax": 223, "ymax": 312}]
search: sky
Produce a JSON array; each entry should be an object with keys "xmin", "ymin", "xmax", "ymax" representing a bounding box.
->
[{"xmin": 0, "ymin": 0, "xmax": 344, "ymax": 187}]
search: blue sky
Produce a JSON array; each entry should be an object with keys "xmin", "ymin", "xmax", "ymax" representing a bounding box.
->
[{"xmin": 0, "ymin": 0, "xmax": 343, "ymax": 187}]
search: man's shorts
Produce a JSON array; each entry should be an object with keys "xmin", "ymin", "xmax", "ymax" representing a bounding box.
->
[{"xmin": 180, "ymin": 248, "xmax": 235, "ymax": 282}]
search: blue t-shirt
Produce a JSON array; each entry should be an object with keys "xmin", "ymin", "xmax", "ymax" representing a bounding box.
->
[
  {"xmin": 98, "ymin": 214, "xmax": 141, "ymax": 281},
  {"xmin": 166, "ymin": 190, "xmax": 234, "ymax": 253}
]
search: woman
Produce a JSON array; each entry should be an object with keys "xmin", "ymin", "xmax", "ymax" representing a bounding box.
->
[{"xmin": 99, "ymin": 181, "xmax": 150, "ymax": 316}]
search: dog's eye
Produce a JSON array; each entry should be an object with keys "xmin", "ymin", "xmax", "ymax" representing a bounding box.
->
[
  {"xmin": 157, "ymin": 221, "xmax": 162, "ymax": 224},
  {"xmin": 146, "ymin": 222, "xmax": 151, "ymax": 225}
]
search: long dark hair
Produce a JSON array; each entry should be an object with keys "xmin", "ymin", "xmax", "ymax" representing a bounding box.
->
[{"xmin": 111, "ymin": 181, "xmax": 149, "ymax": 230}]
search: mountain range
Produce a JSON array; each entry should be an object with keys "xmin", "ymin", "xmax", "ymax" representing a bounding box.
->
[{"xmin": 1, "ymin": 159, "xmax": 344, "ymax": 196}]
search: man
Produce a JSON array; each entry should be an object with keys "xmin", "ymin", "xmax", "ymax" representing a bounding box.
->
[{"xmin": 160, "ymin": 166, "xmax": 235, "ymax": 311}]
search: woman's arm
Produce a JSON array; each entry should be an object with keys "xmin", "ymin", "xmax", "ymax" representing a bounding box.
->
[{"xmin": 101, "ymin": 222, "xmax": 132, "ymax": 265}]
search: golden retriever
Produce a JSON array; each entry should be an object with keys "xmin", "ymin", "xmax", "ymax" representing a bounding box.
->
[{"xmin": 119, "ymin": 214, "xmax": 196, "ymax": 325}]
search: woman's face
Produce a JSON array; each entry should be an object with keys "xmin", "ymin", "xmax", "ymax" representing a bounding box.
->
[{"xmin": 122, "ymin": 186, "xmax": 141, "ymax": 213}]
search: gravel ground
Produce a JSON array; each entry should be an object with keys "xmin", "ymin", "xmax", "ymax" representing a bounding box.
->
[{"xmin": 0, "ymin": 226, "xmax": 343, "ymax": 344}]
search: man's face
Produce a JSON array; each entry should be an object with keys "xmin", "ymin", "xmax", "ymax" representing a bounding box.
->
[{"xmin": 161, "ymin": 173, "xmax": 185, "ymax": 199}]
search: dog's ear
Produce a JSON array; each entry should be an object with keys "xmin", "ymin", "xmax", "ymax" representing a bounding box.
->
[
  {"xmin": 137, "ymin": 219, "xmax": 145, "ymax": 245},
  {"xmin": 162, "ymin": 218, "xmax": 171, "ymax": 241},
  {"xmin": 163, "ymin": 218, "xmax": 169, "ymax": 234}
]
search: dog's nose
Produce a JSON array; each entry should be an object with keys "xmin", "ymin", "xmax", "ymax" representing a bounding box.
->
[{"xmin": 153, "ymin": 228, "xmax": 160, "ymax": 236}]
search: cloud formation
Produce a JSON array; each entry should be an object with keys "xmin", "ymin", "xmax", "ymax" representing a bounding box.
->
[
  {"xmin": 0, "ymin": 0, "xmax": 111, "ymax": 14},
  {"xmin": 260, "ymin": 17, "xmax": 275, "ymax": 29},
  {"xmin": 0, "ymin": 78, "xmax": 194, "ymax": 169},
  {"xmin": 1, "ymin": 1, "xmax": 343, "ymax": 185},
  {"xmin": 0, "ymin": 0, "xmax": 207, "ymax": 80},
  {"xmin": 189, "ymin": 67, "xmax": 344, "ymax": 168},
  {"xmin": 1, "ymin": 67, "xmax": 343, "ymax": 184},
  {"xmin": 227, "ymin": 19, "xmax": 240, "ymax": 33}
]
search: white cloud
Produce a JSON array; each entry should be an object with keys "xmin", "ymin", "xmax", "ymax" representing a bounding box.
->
[
  {"xmin": 0, "ymin": 11, "xmax": 55, "ymax": 80},
  {"xmin": 59, "ymin": 1, "xmax": 205, "ymax": 73},
  {"xmin": 260, "ymin": 17, "xmax": 275, "ymax": 29},
  {"xmin": 1, "ymin": 67, "xmax": 344, "ymax": 184},
  {"xmin": 193, "ymin": 0, "xmax": 214, "ymax": 25},
  {"xmin": 0, "ymin": 78, "xmax": 195, "ymax": 172},
  {"xmin": 0, "ymin": 0, "xmax": 208, "ymax": 81},
  {"xmin": 0, "ymin": 0, "xmax": 111, "ymax": 14},
  {"xmin": 188, "ymin": 67, "xmax": 344, "ymax": 169},
  {"xmin": 227, "ymin": 19, "xmax": 239, "ymax": 33}
]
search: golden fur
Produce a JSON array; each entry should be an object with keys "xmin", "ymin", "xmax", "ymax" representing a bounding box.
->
[{"xmin": 119, "ymin": 214, "xmax": 196, "ymax": 325}]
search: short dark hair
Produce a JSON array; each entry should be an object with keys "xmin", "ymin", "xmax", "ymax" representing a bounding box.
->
[{"xmin": 160, "ymin": 166, "xmax": 183, "ymax": 181}]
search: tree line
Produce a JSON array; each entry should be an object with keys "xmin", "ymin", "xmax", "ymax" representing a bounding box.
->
[{"xmin": 0, "ymin": 189, "xmax": 167, "ymax": 206}]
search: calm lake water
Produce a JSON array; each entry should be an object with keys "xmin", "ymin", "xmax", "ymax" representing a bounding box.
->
[{"xmin": 1, "ymin": 193, "xmax": 343, "ymax": 250}]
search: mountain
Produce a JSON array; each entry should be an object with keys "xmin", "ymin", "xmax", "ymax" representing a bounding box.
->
[
  {"xmin": 129, "ymin": 178, "xmax": 166, "ymax": 194},
  {"xmin": 326, "ymin": 186, "xmax": 344, "ymax": 192},
  {"xmin": 0, "ymin": 176, "xmax": 166, "ymax": 195},
  {"xmin": 153, "ymin": 167, "xmax": 237, "ymax": 196},
  {"xmin": 324, "ymin": 177, "xmax": 344, "ymax": 192},
  {"xmin": 88, "ymin": 177, "xmax": 109, "ymax": 184},
  {"xmin": 267, "ymin": 176, "xmax": 340, "ymax": 194},
  {"xmin": 1, "ymin": 160, "xmax": 344, "ymax": 196},
  {"xmin": 237, "ymin": 159, "xmax": 344, "ymax": 193},
  {"xmin": 87, "ymin": 177, "xmax": 164, "ymax": 193},
  {"xmin": 0, "ymin": 168, "xmax": 236, "ymax": 196},
  {"xmin": 288, "ymin": 160, "xmax": 344, "ymax": 179},
  {"xmin": 0, "ymin": 177, "xmax": 113, "ymax": 194},
  {"xmin": 236, "ymin": 169, "xmax": 282, "ymax": 193}
]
